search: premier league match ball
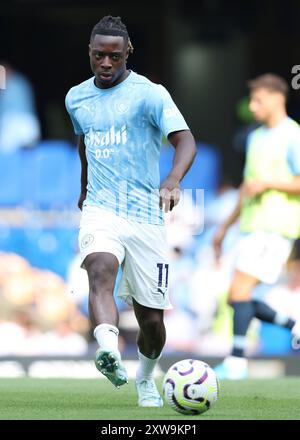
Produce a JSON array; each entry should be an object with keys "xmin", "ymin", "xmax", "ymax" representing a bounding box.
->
[{"xmin": 163, "ymin": 359, "xmax": 219, "ymax": 415}]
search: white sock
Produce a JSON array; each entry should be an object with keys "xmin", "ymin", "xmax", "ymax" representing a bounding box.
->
[
  {"xmin": 136, "ymin": 350, "xmax": 161, "ymax": 382},
  {"xmin": 224, "ymin": 355, "xmax": 248, "ymax": 370},
  {"xmin": 274, "ymin": 312, "xmax": 289, "ymax": 326},
  {"xmin": 93, "ymin": 323, "xmax": 120, "ymax": 357}
]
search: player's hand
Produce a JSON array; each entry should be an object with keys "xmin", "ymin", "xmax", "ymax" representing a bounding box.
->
[
  {"xmin": 159, "ymin": 176, "xmax": 181, "ymax": 213},
  {"xmin": 212, "ymin": 226, "xmax": 227, "ymax": 264},
  {"xmin": 78, "ymin": 192, "xmax": 87, "ymax": 211},
  {"xmin": 241, "ymin": 180, "xmax": 269, "ymax": 198}
]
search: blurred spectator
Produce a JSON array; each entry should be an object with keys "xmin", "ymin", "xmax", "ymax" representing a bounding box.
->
[
  {"xmin": 0, "ymin": 318, "xmax": 27, "ymax": 356},
  {"xmin": 0, "ymin": 252, "xmax": 90, "ymax": 355},
  {"xmin": 0, "ymin": 62, "xmax": 41, "ymax": 153},
  {"xmin": 41, "ymin": 320, "xmax": 88, "ymax": 356},
  {"xmin": 205, "ymin": 176, "xmax": 239, "ymax": 227},
  {"xmin": 262, "ymin": 260, "xmax": 300, "ymax": 324},
  {"xmin": 164, "ymin": 247, "xmax": 198, "ymax": 352},
  {"xmin": 164, "ymin": 189, "xmax": 203, "ymax": 250}
]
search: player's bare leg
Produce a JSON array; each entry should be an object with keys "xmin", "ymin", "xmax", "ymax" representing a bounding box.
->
[
  {"xmin": 85, "ymin": 252, "xmax": 128, "ymax": 387},
  {"xmin": 85, "ymin": 252, "xmax": 119, "ymax": 326},
  {"xmin": 132, "ymin": 298, "xmax": 165, "ymax": 407}
]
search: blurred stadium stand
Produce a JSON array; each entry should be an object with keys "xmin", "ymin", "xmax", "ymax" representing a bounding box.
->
[
  {"xmin": 0, "ymin": 141, "xmax": 81, "ymax": 277},
  {"xmin": 0, "ymin": 140, "xmax": 80, "ymax": 209},
  {"xmin": 27, "ymin": 140, "xmax": 76, "ymax": 209},
  {"xmin": 0, "ymin": 150, "xmax": 24, "ymax": 206},
  {"xmin": 0, "ymin": 141, "xmax": 220, "ymax": 210}
]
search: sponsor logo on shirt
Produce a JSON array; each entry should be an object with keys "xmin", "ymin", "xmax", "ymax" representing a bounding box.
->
[{"xmin": 86, "ymin": 125, "xmax": 127, "ymax": 148}]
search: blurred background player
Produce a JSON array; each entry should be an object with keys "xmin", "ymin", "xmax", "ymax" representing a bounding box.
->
[
  {"xmin": 65, "ymin": 16, "xmax": 196, "ymax": 406},
  {"xmin": 213, "ymin": 73, "xmax": 300, "ymax": 379},
  {"xmin": 0, "ymin": 62, "xmax": 40, "ymax": 153}
]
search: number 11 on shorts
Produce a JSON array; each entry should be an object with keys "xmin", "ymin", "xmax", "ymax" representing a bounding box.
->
[{"xmin": 157, "ymin": 263, "xmax": 169, "ymax": 289}]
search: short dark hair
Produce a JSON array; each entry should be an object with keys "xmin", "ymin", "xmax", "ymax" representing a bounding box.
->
[
  {"xmin": 247, "ymin": 73, "xmax": 289, "ymax": 99},
  {"xmin": 90, "ymin": 15, "xmax": 134, "ymax": 54}
]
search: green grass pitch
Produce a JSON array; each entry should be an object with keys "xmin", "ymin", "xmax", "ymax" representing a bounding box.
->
[{"xmin": 0, "ymin": 377, "xmax": 299, "ymax": 420}]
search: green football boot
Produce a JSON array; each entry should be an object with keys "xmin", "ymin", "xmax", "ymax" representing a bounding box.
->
[{"xmin": 95, "ymin": 349, "xmax": 128, "ymax": 388}]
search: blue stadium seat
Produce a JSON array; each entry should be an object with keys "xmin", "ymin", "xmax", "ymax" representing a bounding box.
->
[
  {"xmin": 160, "ymin": 143, "xmax": 221, "ymax": 201},
  {"xmin": 67, "ymin": 148, "xmax": 81, "ymax": 208},
  {"xmin": 0, "ymin": 151, "xmax": 24, "ymax": 206},
  {"xmin": 23, "ymin": 140, "xmax": 74, "ymax": 209},
  {"xmin": 259, "ymin": 323, "xmax": 292, "ymax": 355},
  {"xmin": 23, "ymin": 226, "xmax": 78, "ymax": 278},
  {"xmin": 0, "ymin": 224, "xmax": 77, "ymax": 278},
  {"xmin": 0, "ymin": 227, "xmax": 26, "ymax": 255}
]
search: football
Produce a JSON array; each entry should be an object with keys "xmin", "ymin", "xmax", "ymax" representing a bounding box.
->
[{"xmin": 163, "ymin": 359, "xmax": 219, "ymax": 415}]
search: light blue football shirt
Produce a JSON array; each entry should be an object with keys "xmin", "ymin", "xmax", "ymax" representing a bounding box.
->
[{"xmin": 65, "ymin": 71, "xmax": 189, "ymax": 224}]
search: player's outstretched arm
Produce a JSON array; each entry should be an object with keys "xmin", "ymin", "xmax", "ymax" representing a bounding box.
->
[
  {"xmin": 159, "ymin": 129, "xmax": 196, "ymax": 213},
  {"xmin": 78, "ymin": 135, "xmax": 88, "ymax": 210},
  {"xmin": 242, "ymin": 176, "xmax": 300, "ymax": 197}
]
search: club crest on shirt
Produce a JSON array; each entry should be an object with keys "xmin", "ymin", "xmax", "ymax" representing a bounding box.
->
[
  {"xmin": 81, "ymin": 234, "xmax": 94, "ymax": 248},
  {"xmin": 115, "ymin": 100, "xmax": 130, "ymax": 114}
]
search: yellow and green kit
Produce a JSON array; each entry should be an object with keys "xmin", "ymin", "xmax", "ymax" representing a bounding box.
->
[{"xmin": 240, "ymin": 117, "xmax": 300, "ymax": 239}]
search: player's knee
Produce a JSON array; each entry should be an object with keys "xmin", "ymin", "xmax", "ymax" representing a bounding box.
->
[
  {"xmin": 228, "ymin": 276, "xmax": 248, "ymax": 302},
  {"xmin": 140, "ymin": 316, "xmax": 164, "ymax": 341},
  {"xmin": 228, "ymin": 287, "xmax": 251, "ymax": 303}
]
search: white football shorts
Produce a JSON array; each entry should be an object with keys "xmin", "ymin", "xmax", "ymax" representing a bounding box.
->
[
  {"xmin": 235, "ymin": 230, "xmax": 294, "ymax": 284},
  {"xmin": 79, "ymin": 205, "xmax": 172, "ymax": 310}
]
